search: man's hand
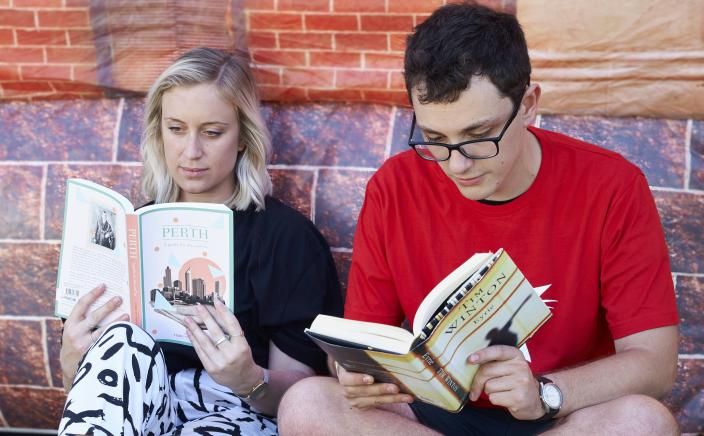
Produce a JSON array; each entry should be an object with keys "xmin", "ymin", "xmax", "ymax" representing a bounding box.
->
[
  {"xmin": 336, "ymin": 364, "xmax": 414, "ymax": 410},
  {"xmin": 468, "ymin": 345, "xmax": 544, "ymax": 420}
]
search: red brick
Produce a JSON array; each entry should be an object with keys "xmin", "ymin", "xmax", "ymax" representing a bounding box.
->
[
  {"xmin": 252, "ymin": 49, "xmax": 306, "ymax": 66},
  {"xmin": 72, "ymin": 65, "xmax": 96, "ymax": 82},
  {"xmin": 389, "ymin": 33, "xmax": 407, "ymax": 52},
  {"xmin": 37, "ymin": 10, "xmax": 89, "ymax": 28},
  {"xmin": 390, "ymin": 70, "xmax": 406, "ymax": 89},
  {"xmin": 308, "ymin": 88, "xmax": 363, "ymax": 102},
  {"xmin": 364, "ymin": 90, "xmax": 410, "ymax": 106},
  {"xmin": 278, "ymin": 0, "xmax": 329, "ymax": 11},
  {"xmin": 310, "ymin": 51, "xmax": 360, "ymax": 68},
  {"xmin": 305, "ymin": 14, "xmax": 357, "ymax": 31},
  {"xmin": 361, "ymin": 14, "xmax": 414, "ymax": 31},
  {"xmin": 252, "ymin": 65, "xmax": 280, "ymax": 85},
  {"xmin": 0, "ymin": 65, "xmax": 19, "ymax": 79},
  {"xmin": 365, "ymin": 52, "xmax": 403, "ymax": 69},
  {"xmin": 244, "ymin": 0, "xmax": 274, "ymax": 9},
  {"xmin": 258, "ymin": 85, "xmax": 307, "ymax": 101},
  {"xmin": 51, "ymin": 80, "xmax": 102, "ymax": 92},
  {"xmin": 1, "ymin": 81, "xmax": 53, "ymax": 95},
  {"xmin": 247, "ymin": 31, "xmax": 276, "ymax": 49},
  {"xmin": 0, "ymin": 9, "xmax": 35, "ymax": 27},
  {"xmin": 335, "ymin": 33, "xmax": 387, "ymax": 51},
  {"xmin": 45, "ymin": 46, "xmax": 96, "ymax": 63},
  {"xmin": 336, "ymin": 69, "xmax": 387, "ymax": 88},
  {"xmin": 21, "ymin": 64, "xmax": 71, "ymax": 80},
  {"xmin": 279, "ymin": 32, "xmax": 332, "ymax": 50},
  {"xmin": 387, "ymin": 0, "xmax": 443, "ymax": 13},
  {"xmin": 65, "ymin": 0, "xmax": 89, "ymax": 6},
  {"xmin": 0, "ymin": 0, "xmax": 9, "ymax": 5},
  {"xmin": 67, "ymin": 29, "xmax": 93, "ymax": 46},
  {"xmin": 16, "ymin": 29, "xmax": 66, "ymax": 45},
  {"xmin": 0, "ymin": 28, "xmax": 12, "ymax": 45},
  {"xmin": 282, "ymin": 67, "xmax": 334, "ymax": 87},
  {"xmin": 249, "ymin": 12, "xmax": 302, "ymax": 30},
  {"xmin": 0, "ymin": 47, "xmax": 44, "ymax": 63},
  {"xmin": 333, "ymin": 0, "xmax": 385, "ymax": 12},
  {"xmin": 13, "ymin": 0, "xmax": 62, "ymax": 7}
]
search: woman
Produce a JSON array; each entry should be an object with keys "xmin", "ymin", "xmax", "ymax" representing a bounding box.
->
[{"xmin": 58, "ymin": 47, "xmax": 343, "ymax": 435}]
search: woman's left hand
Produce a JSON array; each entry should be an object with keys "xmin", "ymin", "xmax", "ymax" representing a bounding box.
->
[{"xmin": 184, "ymin": 299, "xmax": 263, "ymax": 395}]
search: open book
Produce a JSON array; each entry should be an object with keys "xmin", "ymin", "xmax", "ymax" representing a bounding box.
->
[
  {"xmin": 305, "ymin": 249, "xmax": 552, "ymax": 412},
  {"xmin": 55, "ymin": 179, "xmax": 234, "ymax": 346}
]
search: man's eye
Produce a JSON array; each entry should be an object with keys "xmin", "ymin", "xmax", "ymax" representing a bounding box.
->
[{"xmin": 425, "ymin": 136, "xmax": 444, "ymax": 143}]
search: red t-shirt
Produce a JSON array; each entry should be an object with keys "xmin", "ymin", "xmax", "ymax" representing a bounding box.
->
[{"xmin": 345, "ymin": 126, "xmax": 678, "ymax": 407}]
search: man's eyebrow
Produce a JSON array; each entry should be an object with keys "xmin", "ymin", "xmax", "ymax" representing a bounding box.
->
[{"xmin": 417, "ymin": 116, "xmax": 499, "ymax": 136}]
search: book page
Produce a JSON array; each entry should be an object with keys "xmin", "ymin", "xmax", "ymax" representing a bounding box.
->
[
  {"xmin": 55, "ymin": 179, "xmax": 134, "ymax": 322},
  {"xmin": 136, "ymin": 203, "xmax": 234, "ymax": 345}
]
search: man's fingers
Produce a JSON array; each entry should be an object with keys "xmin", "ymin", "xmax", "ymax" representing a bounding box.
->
[
  {"xmin": 468, "ymin": 345, "xmax": 522, "ymax": 365},
  {"xmin": 343, "ymin": 382, "xmax": 400, "ymax": 399},
  {"xmin": 337, "ymin": 367, "xmax": 374, "ymax": 386},
  {"xmin": 347, "ymin": 393, "xmax": 413, "ymax": 409},
  {"xmin": 69, "ymin": 284, "xmax": 106, "ymax": 322}
]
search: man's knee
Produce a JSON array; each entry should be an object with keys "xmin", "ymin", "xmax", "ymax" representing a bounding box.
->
[
  {"xmin": 614, "ymin": 395, "xmax": 678, "ymax": 435},
  {"xmin": 278, "ymin": 376, "xmax": 342, "ymax": 435},
  {"xmin": 558, "ymin": 394, "xmax": 678, "ymax": 435}
]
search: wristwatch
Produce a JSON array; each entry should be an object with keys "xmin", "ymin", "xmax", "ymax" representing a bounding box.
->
[
  {"xmin": 536, "ymin": 376, "xmax": 562, "ymax": 421},
  {"xmin": 239, "ymin": 368, "xmax": 269, "ymax": 400}
]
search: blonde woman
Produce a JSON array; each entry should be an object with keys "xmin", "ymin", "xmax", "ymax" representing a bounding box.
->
[{"xmin": 58, "ymin": 47, "xmax": 343, "ymax": 435}]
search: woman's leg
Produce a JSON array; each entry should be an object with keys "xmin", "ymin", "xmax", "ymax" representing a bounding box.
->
[
  {"xmin": 170, "ymin": 368, "xmax": 278, "ymax": 436},
  {"xmin": 58, "ymin": 322, "xmax": 175, "ymax": 436}
]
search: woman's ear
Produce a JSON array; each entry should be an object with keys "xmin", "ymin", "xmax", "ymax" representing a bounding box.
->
[{"xmin": 521, "ymin": 83, "xmax": 541, "ymax": 127}]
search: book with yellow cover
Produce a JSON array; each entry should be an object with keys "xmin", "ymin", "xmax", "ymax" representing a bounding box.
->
[{"xmin": 305, "ymin": 249, "xmax": 552, "ymax": 412}]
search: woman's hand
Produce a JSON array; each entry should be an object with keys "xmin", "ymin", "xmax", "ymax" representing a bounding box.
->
[
  {"xmin": 60, "ymin": 284, "xmax": 130, "ymax": 390},
  {"xmin": 184, "ymin": 299, "xmax": 263, "ymax": 395},
  {"xmin": 336, "ymin": 364, "xmax": 414, "ymax": 410}
]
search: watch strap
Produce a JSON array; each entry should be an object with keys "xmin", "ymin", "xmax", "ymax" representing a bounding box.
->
[{"xmin": 535, "ymin": 376, "xmax": 561, "ymax": 422}]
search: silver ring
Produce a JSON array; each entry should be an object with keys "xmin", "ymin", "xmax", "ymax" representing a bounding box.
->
[{"xmin": 213, "ymin": 334, "xmax": 231, "ymax": 348}]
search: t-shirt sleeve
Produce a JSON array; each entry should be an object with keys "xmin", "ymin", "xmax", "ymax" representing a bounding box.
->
[
  {"xmin": 344, "ymin": 176, "xmax": 405, "ymax": 326},
  {"xmin": 599, "ymin": 172, "xmax": 679, "ymax": 339},
  {"xmin": 254, "ymin": 216, "xmax": 343, "ymax": 375}
]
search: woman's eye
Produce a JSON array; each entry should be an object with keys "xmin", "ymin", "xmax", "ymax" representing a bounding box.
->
[
  {"xmin": 204, "ymin": 130, "xmax": 222, "ymax": 137},
  {"xmin": 168, "ymin": 126, "xmax": 183, "ymax": 133}
]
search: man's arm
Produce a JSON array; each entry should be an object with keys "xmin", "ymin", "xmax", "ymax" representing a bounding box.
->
[
  {"xmin": 469, "ymin": 325, "xmax": 678, "ymax": 420},
  {"xmin": 547, "ymin": 325, "xmax": 678, "ymax": 417}
]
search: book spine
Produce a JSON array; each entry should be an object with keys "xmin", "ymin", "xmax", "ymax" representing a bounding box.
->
[
  {"xmin": 414, "ymin": 344, "xmax": 465, "ymax": 401},
  {"xmin": 126, "ymin": 214, "xmax": 142, "ymax": 326}
]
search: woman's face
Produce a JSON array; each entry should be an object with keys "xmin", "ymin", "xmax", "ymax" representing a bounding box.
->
[{"xmin": 161, "ymin": 82, "xmax": 242, "ymax": 203}]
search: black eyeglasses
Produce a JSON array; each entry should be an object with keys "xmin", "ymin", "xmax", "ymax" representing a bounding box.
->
[{"xmin": 407, "ymin": 100, "xmax": 521, "ymax": 162}]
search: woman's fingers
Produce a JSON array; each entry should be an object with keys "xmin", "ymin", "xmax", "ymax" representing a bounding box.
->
[
  {"xmin": 82, "ymin": 295, "xmax": 124, "ymax": 331},
  {"xmin": 68, "ymin": 284, "xmax": 106, "ymax": 323},
  {"xmin": 213, "ymin": 298, "xmax": 243, "ymax": 337},
  {"xmin": 186, "ymin": 325, "xmax": 216, "ymax": 369}
]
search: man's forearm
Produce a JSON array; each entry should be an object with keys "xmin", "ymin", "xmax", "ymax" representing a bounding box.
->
[{"xmin": 546, "ymin": 327, "xmax": 678, "ymax": 418}]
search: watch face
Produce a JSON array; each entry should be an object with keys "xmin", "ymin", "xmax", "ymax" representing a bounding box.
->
[{"xmin": 543, "ymin": 384, "xmax": 562, "ymax": 409}]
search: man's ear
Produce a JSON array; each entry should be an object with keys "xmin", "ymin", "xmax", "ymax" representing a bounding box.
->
[{"xmin": 520, "ymin": 83, "xmax": 541, "ymax": 127}]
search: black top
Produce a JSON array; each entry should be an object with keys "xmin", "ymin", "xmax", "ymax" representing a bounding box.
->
[{"xmin": 158, "ymin": 196, "xmax": 343, "ymax": 375}]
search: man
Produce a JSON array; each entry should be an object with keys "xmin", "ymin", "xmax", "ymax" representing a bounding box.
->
[
  {"xmin": 278, "ymin": 3, "xmax": 679, "ymax": 435},
  {"xmin": 94, "ymin": 209, "xmax": 115, "ymax": 249}
]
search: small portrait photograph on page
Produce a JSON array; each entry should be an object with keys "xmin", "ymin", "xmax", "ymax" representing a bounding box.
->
[{"xmin": 92, "ymin": 206, "xmax": 116, "ymax": 250}]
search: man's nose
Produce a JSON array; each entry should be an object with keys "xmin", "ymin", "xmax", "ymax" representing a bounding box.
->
[{"xmin": 447, "ymin": 148, "xmax": 474, "ymax": 174}]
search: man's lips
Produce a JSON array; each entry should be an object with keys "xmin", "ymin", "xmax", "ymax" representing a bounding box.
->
[{"xmin": 454, "ymin": 174, "xmax": 484, "ymax": 187}]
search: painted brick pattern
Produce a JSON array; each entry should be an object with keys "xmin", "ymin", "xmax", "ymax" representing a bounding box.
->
[{"xmin": 0, "ymin": 99, "xmax": 702, "ymax": 432}]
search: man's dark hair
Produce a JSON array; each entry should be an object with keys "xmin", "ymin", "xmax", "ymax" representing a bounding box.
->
[{"xmin": 404, "ymin": 2, "xmax": 531, "ymax": 106}]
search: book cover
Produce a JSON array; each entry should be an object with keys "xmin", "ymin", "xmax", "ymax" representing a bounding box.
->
[
  {"xmin": 306, "ymin": 249, "xmax": 552, "ymax": 412},
  {"xmin": 55, "ymin": 179, "xmax": 234, "ymax": 346}
]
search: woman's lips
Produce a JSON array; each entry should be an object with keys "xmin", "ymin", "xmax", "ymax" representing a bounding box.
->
[{"xmin": 180, "ymin": 166, "xmax": 208, "ymax": 177}]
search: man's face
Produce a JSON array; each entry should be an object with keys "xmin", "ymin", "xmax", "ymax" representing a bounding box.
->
[{"xmin": 411, "ymin": 76, "xmax": 528, "ymax": 201}]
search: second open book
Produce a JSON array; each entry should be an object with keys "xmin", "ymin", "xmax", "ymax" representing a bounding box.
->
[{"xmin": 306, "ymin": 249, "xmax": 552, "ymax": 412}]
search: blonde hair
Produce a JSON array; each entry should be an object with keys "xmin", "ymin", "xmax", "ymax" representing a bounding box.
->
[{"xmin": 141, "ymin": 47, "xmax": 272, "ymax": 211}]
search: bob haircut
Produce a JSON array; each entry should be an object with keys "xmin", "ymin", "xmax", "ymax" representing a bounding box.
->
[{"xmin": 141, "ymin": 47, "xmax": 272, "ymax": 211}]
